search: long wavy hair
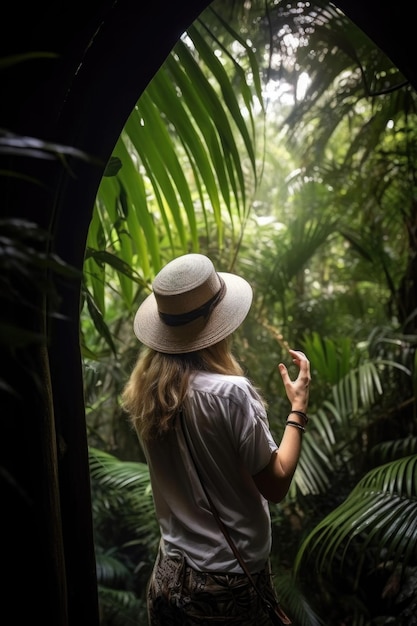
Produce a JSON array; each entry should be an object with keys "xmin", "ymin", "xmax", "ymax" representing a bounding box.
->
[{"xmin": 121, "ymin": 337, "xmax": 246, "ymax": 441}]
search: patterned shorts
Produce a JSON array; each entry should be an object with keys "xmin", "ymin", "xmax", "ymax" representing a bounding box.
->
[{"xmin": 146, "ymin": 544, "xmax": 290, "ymax": 625}]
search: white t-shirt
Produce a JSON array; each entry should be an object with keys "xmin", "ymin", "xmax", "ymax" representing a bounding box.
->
[{"xmin": 143, "ymin": 371, "xmax": 278, "ymax": 574}]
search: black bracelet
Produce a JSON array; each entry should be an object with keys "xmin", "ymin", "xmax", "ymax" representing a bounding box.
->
[
  {"xmin": 289, "ymin": 410, "xmax": 308, "ymax": 424},
  {"xmin": 286, "ymin": 420, "xmax": 305, "ymax": 433}
]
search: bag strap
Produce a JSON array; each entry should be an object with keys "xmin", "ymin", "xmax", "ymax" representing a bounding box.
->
[{"xmin": 179, "ymin": 410, "xmax": 290, "ymax": 624}]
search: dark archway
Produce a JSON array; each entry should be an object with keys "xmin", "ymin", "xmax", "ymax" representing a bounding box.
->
[{"xmin": 1, "ymin": 2, "xmax": 415, "ymax": 625}]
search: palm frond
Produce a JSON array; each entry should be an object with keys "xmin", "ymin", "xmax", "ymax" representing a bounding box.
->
[
  {"xmin": 370, "ymin": 436, "xmax": 417, "ymax": 465},
  {"xmin": 330, "ymin": 361, "xmax": 383, "ymax": 422},
  {"xmin": 95, "ymin": 550, "xmax": 132, "ymax": 586},
  {"xmin": 274, "ymin": 570, "xmax": 325, "ymax": 626},
  {"xmin": 292, "ymin": 430, "xmax": 334, "ymax": 495},
  {"xmin": 294, "ymin": 455, "xmax": 417, "ymax": 582},
  {"xmin": 89, "ymin": 447, "xmax": 152, "ymax": 496},
  {"xmin": 84, "ymin": 13, "xmax": 262, "ymax": 335},
  {"xmin": 97, "ymin": 584, "xmax": 143, "ymax": 626}
]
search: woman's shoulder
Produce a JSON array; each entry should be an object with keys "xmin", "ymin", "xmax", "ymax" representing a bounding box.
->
[
  {"xmin": 191, "ymin": 371, "xmax": 261, "ymax": 403},
  {"xmin": 192, "ymin": 370, "xmax": 249, "ymax": 388}
]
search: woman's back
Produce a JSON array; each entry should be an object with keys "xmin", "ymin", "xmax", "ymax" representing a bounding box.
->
[{"xmin": 143, "ymin": 371, "xmax": 277, "ymax": 573}]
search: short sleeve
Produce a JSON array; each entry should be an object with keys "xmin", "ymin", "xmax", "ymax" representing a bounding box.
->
[{"xmin": 229, "ymin": 379, "xmax": 278, "ymax": 475}]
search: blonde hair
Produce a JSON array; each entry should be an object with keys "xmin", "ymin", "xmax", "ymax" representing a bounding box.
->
[{"xmin": 121, "ymin": 338, "xmax": 245, "ymax": 441}]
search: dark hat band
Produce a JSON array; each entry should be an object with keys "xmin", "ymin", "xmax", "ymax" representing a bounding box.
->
[{"xmin": 158, "ymin": 276, "xmax": 226, "ymax": 327}]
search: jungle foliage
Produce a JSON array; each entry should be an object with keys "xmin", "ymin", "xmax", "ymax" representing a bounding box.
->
[{"xmin": 82, "ymin": 2, "xmax": 417, "ymax": 624}]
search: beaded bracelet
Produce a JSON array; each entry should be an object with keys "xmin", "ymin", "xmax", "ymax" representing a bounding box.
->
[
  {"xmin": 288, "ymin": 409, "xmax": 308, "ymax": 424},
  {"xmin": 286, "ymin": 420, "xmax": 305, "ymax": 433}
]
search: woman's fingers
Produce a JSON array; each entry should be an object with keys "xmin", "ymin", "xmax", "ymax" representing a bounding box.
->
[{"xmin": 278, "ymin": 348, "xmax": 311, "ymax": 410}]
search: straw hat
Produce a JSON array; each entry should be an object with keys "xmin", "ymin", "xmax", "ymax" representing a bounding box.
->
[{"xmin": 133, "ymin": 253, "xmax": 253, "ymax": 354}]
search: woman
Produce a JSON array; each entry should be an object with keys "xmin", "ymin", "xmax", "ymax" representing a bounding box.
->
[{"xmin": 122, "ymin": 253, "xmax": 311, "ymax": 625}]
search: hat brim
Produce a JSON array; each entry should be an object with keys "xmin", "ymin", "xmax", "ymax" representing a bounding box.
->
[{"xmin": 133, "ymin": 272, "xmax": 253, "ymax": 354}]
